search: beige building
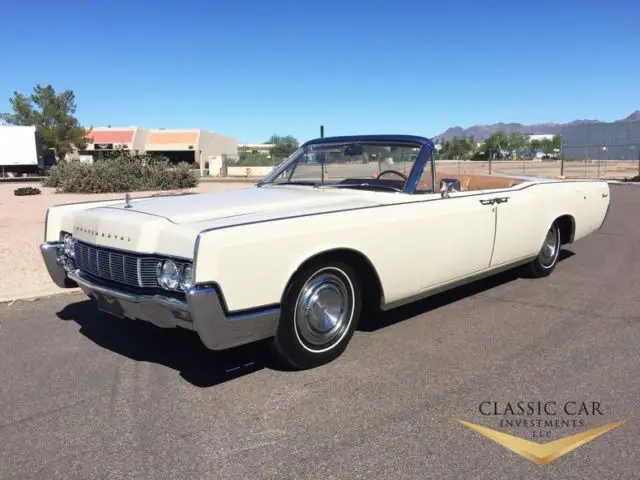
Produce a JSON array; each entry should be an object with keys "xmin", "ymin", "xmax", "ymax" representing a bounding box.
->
[
  {"xmin": 144, "ymin": 129, "xmax": 237, "ymax": 166},
  {"xmin": 79, "ymin": 126, "xmax": 148, "ymax": 161},
  {"xmin": 76, "ymin": 126, "xmax": 238, "ymax": 166}
]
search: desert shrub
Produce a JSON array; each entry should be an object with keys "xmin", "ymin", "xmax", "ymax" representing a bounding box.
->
[
  {"xmin": 14, "ymin": 186, "xmax": 42, "ymax": 196},
  {"xmin": 42, "ymin": 153, "xmax": 199, "ymax": 193},
  {"xmin": 236, "ymin": 152, "xmax": 275, "ymax": 166}
]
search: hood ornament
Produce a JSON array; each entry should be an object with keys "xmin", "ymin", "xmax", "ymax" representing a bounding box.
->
[{"xmin": 124, "ymin": 192, "xmax": 133, "ymax": 208}]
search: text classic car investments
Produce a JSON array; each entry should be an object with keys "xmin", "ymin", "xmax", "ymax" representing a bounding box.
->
[{"xmin": 40, "ymin": 134, "xmax": 611, "ymax": 369}]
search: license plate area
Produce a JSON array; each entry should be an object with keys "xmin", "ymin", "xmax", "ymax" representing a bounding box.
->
[{"xmin": 95, "ymin": 292, "xmax": 125, "ymax": 318}]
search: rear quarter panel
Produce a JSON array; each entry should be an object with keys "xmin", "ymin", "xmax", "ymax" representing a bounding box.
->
[
  {"xmin": 491, "ymin": 179, "xmax": 610, "ymax": 267},
  {"xmin": 571, "ymin": 181, "xmax": 610, "ymax": 241}
]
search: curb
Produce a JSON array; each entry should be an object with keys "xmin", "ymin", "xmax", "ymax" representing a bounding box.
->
[
  {"xmin": 0, "ymin": 177, "xmax": 45, "ymax": 183},
  {"xmin": 608, "ymin": 180, "xmax": 640, "ymax": 185},
  {"xmin": 199, "ymin": 177, "xmax": 259, "ymax": 183},
  {"xmin": 0, "ymin": 287, "xmax": 81, "ymax": 305}
]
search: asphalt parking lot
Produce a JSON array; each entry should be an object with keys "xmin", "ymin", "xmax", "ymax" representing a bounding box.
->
[{"xmin": 1, "ymin": 185, "xmax": 638, "ymax": 480}]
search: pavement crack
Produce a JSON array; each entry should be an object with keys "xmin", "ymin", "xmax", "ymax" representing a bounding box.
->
[
  {"xmin": 476, "ymin": 294, "xmax": 639, "ymax": 321},
  {"xmin": 596, "ymin": 231, "xmax": 640, "ymax": 241},
  {"xmin": 0, "ymin": 395, "xmax": 97, "ymax": 432}
]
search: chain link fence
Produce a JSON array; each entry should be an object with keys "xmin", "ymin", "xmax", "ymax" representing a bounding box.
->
[{"xmin": 435, "ymin": 143, "xmax": 640, "ymax": 180}]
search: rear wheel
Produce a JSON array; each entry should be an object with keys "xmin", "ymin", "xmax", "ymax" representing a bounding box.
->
[
  {"xmin": 525, "ymin": 221, "xmax": 561, "ymax": 277},
  {"xmin": 272, "ymin": 261, "xmax": 362, "ymax": 370}
]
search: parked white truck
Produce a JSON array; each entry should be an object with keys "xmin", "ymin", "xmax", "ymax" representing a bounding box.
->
[{"xmin": 0, "ymin": 125, "xmax": 46, "ymax": 176}]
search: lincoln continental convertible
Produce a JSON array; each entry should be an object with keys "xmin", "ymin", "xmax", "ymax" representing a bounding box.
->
[{"xmin": 40, "ymin": 135, "xmax": 611, "ymax": 369}]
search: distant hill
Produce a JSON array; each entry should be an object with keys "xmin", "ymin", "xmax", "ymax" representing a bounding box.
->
[
  {"xmin": 434, "ymin": 110, "xmax": 640, "ymax": 142},
  {"xmin": 616, "ymin": 110, "xmax": 640, "ymax": 122}
]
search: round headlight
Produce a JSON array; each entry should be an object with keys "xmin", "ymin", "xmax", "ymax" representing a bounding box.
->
[
  {"xmin": 157, "ymin": 260, "xmax": 180, "ymax": 290},
  {"xmin": 63, "ymin": 235, "xmax": 75, "ymax": 258},
  {"xmin": 181, "ymin": 264, "xmax": 194, "ymax": 290}
]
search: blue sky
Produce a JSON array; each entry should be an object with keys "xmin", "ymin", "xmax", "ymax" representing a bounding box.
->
[{"xmin": 1, "ymin": 0, "xmax": 638, "ymax": 143}]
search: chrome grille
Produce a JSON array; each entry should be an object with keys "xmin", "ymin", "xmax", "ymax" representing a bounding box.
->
[{"xmin": 73, "ymin": 241, "xmax": 186, "ymax": 289}]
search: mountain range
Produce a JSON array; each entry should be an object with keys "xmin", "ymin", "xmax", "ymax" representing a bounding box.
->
[{"xmin": 434, "ymin": 110, "xmax": 640, "ymax": 142}]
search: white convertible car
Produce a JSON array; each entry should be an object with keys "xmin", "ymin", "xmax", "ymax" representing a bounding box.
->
[{"xmin": 40, "ymin": 135, "xmax": 611, "ymax": 369}]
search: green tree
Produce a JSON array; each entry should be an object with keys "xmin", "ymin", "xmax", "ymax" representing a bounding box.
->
[
  {"xmin": 439, "ymin": 136, "xmax": 477, "ymax": 159},
  {"xmin": 531, "ymin": 134, "xmax": 561, "ymax": 155},
  {"xmin": 506, "ymin": 132, "xmax": 528, "ymax": 151},
  {"xmin": 266, "ymin": 134, "xmax": 299, "ymax": 160},
  {"xmin": 482, "ymin": 131, "xmax": 529, "ymax": 158},
  {"xmin": 1, "ymin": 84, "xmax": 90, "ymax": 160},
  {"xmin": 482, "ymin": 131, "xmax": 507, "ymax": 156}
]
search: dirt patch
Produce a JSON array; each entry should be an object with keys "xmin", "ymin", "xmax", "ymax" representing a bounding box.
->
[{"xmin": 0, "ymin": 181, "xmax": 254, "ymax": 302}]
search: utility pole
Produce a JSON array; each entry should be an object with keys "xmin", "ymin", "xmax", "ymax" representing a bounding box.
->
[{"xmin": 319, "ymin": 125, "xmax": 325, "ymax": 184}]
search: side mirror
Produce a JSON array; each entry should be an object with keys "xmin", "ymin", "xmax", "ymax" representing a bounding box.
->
[
  {"xmin": 441, "ymin": 181, "xmax": 452, "ymax": 198},
  {"xmin": 440, "ymin": 178, "xmax": 460, "ymax": 198}
]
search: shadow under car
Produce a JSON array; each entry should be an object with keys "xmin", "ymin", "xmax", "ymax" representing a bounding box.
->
[{"xmin": 56, "ymin": 249, "xmax": 575, "ymax": 386}]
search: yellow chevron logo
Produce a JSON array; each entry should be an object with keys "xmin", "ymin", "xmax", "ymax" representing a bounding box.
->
[{"xmin": 456, "ymin": 419, "xmax": 626, "ymax": 465}]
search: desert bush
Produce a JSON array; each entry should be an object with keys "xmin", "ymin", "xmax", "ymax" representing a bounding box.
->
[
  {"xmin": 236, "ymin": 152, "xmax": 275, "ymax": 166},
  {"xmin": 14, "ymin": 186, "xmax": 42, "ymax": 196},
  {"xmin": 42, "ymin": 153, "xmax": 199, "ymax": 193}
]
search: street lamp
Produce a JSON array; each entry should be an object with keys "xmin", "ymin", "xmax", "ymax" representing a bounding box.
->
[{"xmin": 600, "ymin": 146, "xmax": 607, "ymax": 178}]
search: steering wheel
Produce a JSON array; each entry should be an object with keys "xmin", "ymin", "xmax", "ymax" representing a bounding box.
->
[{"xmin": 375, "ymin": 169, "xmax": 408, "ymax": 181}]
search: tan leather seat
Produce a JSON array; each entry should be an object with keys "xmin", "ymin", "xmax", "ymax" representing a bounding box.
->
[
  {"xmin": 418, "ymin": 172, "xmax": 520, "ymax": 191},
  {"xmin": 466, "ymin": 174, "xmax": 519, "ymax": 190}
]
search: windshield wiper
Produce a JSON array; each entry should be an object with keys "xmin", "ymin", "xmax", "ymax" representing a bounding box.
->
[{"xmin": 315, "ymin": 183, "xmax": 403, "ymax": 192}]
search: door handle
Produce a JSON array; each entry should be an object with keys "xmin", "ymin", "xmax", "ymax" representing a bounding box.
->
[{"xmin": 479, "ymin": 197, "xmax": 509, "ymax": 206}]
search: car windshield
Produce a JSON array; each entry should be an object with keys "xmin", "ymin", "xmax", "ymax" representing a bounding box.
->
[{"xmin": 259, "ymin": 140, "xmax": 430, "ymax": 192}]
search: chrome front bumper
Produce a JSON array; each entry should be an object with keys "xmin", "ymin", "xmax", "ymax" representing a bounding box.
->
[{"xmin": 40, "ymin": 242, "xmax": 280, "ymax": 350}]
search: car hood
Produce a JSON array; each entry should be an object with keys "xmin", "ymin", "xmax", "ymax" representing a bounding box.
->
[{"xmin": 99, "ymin": 186, "xmax": 382, "ymax": 225}]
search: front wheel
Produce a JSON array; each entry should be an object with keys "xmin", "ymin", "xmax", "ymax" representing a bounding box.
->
[
  {"xmin": 272, "ymin": 261, "xmax": 362, "ymax": 370},
  {"xmin": 524, "ymin": 221, "xmax": 561, "ymax": 278}
]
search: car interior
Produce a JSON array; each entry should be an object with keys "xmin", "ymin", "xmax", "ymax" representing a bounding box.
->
[
  {"xmin": 333, "ymin": 171, "xmax": 525, "ymax": 193},
  {"xmin": 320, "ymin": 144, "xmax": 526, "ymax": 194},
  {"xmin": 417, "ymin": 172, "xmax": 525, "ymax": 193}
]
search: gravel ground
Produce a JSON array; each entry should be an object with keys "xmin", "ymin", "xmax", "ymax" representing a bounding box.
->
[
  {"xmin": 0, "ymin": 185, "xmax": 637, "ymax": 479},
  {"xmin": 0, "ymin": 181, "xmax": 254, "ymax": 302}
]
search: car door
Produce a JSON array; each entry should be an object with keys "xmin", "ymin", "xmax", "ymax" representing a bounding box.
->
[
  {"xmin": 415, "ymin": 190, "xmax": 498, "ymax": 289},
  {"xmin": 489, "ymin": 185, "xmax": 549, "ymax": 267}
]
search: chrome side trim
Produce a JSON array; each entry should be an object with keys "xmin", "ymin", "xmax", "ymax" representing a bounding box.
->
[
  {"xmin": 193, "ymin": 180, "xmax": 595, "ymax": 236},
  {"xmin": 381, "ymin": 257, "xmax": 535, "ymax": 311},
  {"xmin": 192, "ymin": 232, "xmax": 203, "ymax": 286},
  {"xmin": 44, "ymin": 207, "xmax": 50, "ymax": 242}
]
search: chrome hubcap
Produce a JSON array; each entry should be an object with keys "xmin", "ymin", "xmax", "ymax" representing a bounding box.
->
[
  {"xmin": 295, "ymin": 270, "xmax": 352, "ymax": 348},
  {"xmin": 540, "ymin": 226, "xmax": 559, "ymax": 266}
]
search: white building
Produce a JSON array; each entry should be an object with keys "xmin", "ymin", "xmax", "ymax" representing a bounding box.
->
[{"xmin": 527, "ymin": 134, "xmax": 555, "ymax": 142}]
